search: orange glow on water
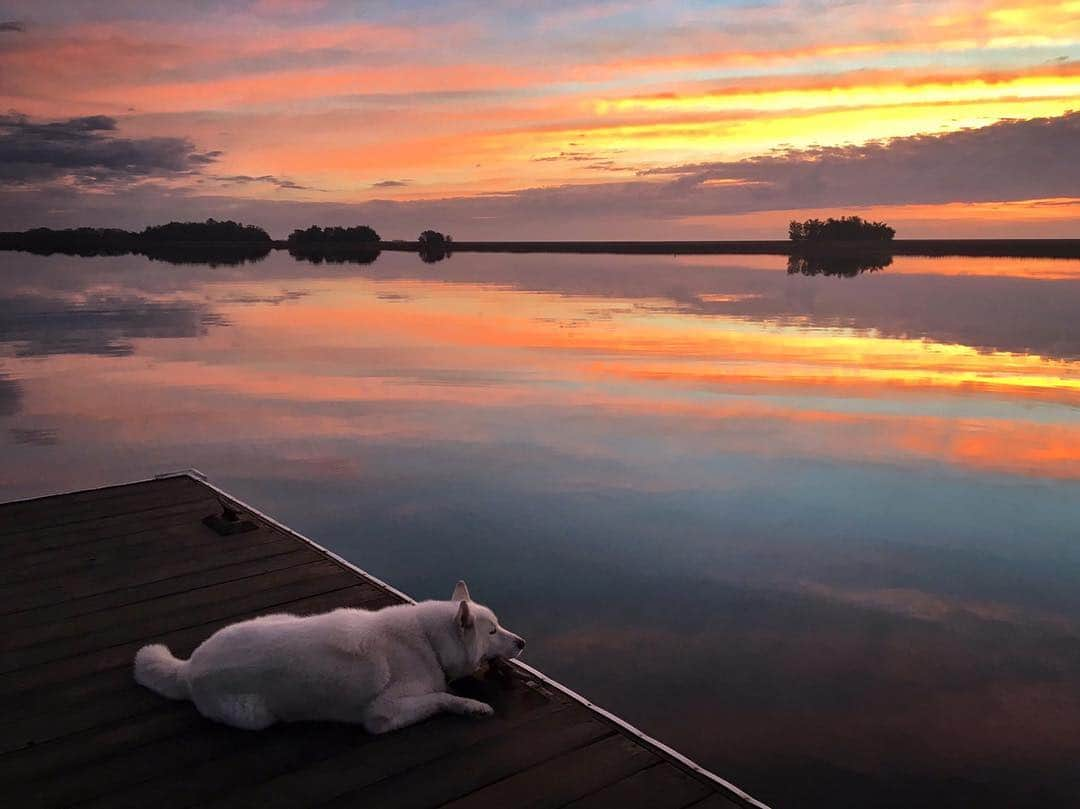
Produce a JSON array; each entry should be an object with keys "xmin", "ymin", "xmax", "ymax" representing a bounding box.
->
[{"xmin": 12, "ymin": 256, "xmax": 1080, "ymax": 481}]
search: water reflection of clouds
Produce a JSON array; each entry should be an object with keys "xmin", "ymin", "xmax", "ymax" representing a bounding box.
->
[
  {"xmin": 0, "ymin": 293, "xmax": 225, "ymax": 357},
  {"xmin": 525, "ymin": 575, "xmax": 1080, "ymax": 808},
  {"xmin": 2, "ymin": 251, "xmax": 1080, "ymax": 807},
  {"xmin": 0, "ymin": 374, "xmax": 21, "ymax": 416},
  {"xmin": 357, "ymin": 253, "xmax": 1080, "ymax": 361},
  {"xmin": 8, "ymin": 427, "xmax": 58, "ymax": 446}
]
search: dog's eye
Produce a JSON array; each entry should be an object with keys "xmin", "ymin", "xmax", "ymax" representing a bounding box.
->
[{"xmin": 488, "ymin": 627, "xmax": 497, "ymax": 635}]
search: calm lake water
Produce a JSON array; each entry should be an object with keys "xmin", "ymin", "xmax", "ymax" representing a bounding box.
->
[{"xmin": 3, "ymin": 249, "xmax": 1080, "ymax": 808}]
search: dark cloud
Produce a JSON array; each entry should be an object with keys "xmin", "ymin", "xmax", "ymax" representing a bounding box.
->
[
  {"xmin": 531, "ymin": 150, "xmax": 632, "ymax": 172},
  {"xmin": 635, "ymin": 111, "xmax": 1080, "ymax": 211},
  {"xmin": 0, "ymin": 112, "xmax": 220, "ymax": 187},
  {"xmin": 1, "ymin": 113, "xmax": 1076, "ymax": 239},
  {"xmin": 216, "ymin": 174, "xmax": 313, "ymax": 191},
  {"xmin": 372, "ymin": 179, "xmax": 410, "ymax": 188},
  {"xmin": 315, "ymin": 111, "xmax": 1080, "ymax": 234},
  {"xmin": 0, "ymin": 20, "xmax": 24, "ymax": 31}
]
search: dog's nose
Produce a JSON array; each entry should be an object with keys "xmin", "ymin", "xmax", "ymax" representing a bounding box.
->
[{"xmin": 514, "ymin": 637, "xmax": 526, "ymax": 651}]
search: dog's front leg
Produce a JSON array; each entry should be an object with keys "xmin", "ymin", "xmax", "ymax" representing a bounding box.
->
[{"xmin": 363, "ymin": 692, "xmax": 493, "ymax": 734}]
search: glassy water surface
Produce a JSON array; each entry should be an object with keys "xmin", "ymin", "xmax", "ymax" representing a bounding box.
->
[{"xmin": 3, "ymin": 249, "xmax": 1079, "ymax": 808}]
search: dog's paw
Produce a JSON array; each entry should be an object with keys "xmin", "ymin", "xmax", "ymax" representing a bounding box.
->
[{"xmin": 458, "ymin": 698, "xmax": 494, "ymax": 718}]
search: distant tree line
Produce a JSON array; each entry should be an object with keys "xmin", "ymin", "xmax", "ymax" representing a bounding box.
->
[
  {"xmin": 0, "ymin": 227, "xmax": 134, "ymax": 254},
  {"xmin": 0, "ymin": 219, "xmax": 273, "ymax": 264},
  {"xmin": 286, "ymin": 225, "xmax": 380, "ymax": 245},
  {"xmin": 0, "ymin": 219, "xmax": 271, "ymax": 253},
  {"xmin": 788, "ymin": 216, "xmax": 895, "ymax": 243},
  {"xmin": 142, "ymin": 219, "xmax": 271, "ymax": 243}
]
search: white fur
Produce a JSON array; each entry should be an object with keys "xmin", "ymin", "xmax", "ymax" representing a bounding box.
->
[{"xmin": 133, "ymin": 580, "xmax": 525, "ymax": 733}]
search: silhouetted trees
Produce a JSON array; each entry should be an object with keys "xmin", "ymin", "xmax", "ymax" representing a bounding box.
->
[
  {"xmin": 418, "ymin": 230, "xmax": 450, "ymax": 247},
  {"xmin": 789, "ymin": 216, "xmax": 895, "ymax": 242},
  {"xmin": 418, "ymin": 230, "xmax": 452, "ymax": 262},
  {"xmin": 0, "ymin": 227, "xmax": 133, "ymax": 256},
  {"xmin": 0, "ymin": 220, "xmax": 271, "ymax": 261},
  {"xmin": 286, "ymin": 225, "xmax": 380, "ymax": 245},
  {"xmin": 141, "ymin": 218, "xmax": 271, "ymax": 243},
  {"xmin": 286, "ymin": 225, "xmax": 381, "ymax": 264}
]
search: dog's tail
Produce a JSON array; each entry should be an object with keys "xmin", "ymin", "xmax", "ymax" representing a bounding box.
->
[{"xmin": 134, "ymin": 643, "xmax": 190, "ymax": 700}]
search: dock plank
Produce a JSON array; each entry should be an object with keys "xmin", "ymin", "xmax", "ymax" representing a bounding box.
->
[
  {"xmin": 0, "ymin": 565, "xmax": 359, "ymax": 671},
  {"xmin": 0, "ymin": 484, "xmax": 210, "ymax": 543},
  {"xmin": 3, "ymin": 558, "xmax": 344, "ymax": 651},
  {"xmin": 76, "ymin": 674, "xmax": 564, "ymax": 809},
  {"xmin": 686, "ymin": 796, "xmax": 748, "ymax": 809},
  {"xmin": 0, "ymin": 476, "xmax": 199, "ymax": 528},
  {"xmin": 2, "ymin": 545, "xmax": 314, "ymax": 626},
  {"xmin": 0, "ymin": 475, "xmax": 761, "ymax": 809},
  {"xmin": 562, "ymin": 762, "xmax": 714, "ymax": 809},
  {"xmin": 0, "ymin": 501, "xmax": 237, "ymax": 567},
  {"xmin": 436, "ymin": 733, "xmax": 659, "ymax": 809},
  {"xmin": 0, "ymin": 536, "xmax": 303, "ymax": 615}
]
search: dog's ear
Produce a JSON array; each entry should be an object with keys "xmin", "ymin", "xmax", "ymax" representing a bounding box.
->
[
  {"xmin": 451, "ymin": 580, "xmax": 471, "ymax": 602},
  {"xmin": 456, "ymin": 599, "xmax": 474, "ymax": 630}
]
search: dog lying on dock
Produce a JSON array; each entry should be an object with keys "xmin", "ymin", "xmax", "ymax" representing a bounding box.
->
[{"xmin": 133, "ymin": 580, "xmax": 525, "ymax": 734}]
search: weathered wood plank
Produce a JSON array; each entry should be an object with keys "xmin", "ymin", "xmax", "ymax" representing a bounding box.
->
[
  {"xmin": 684, "ymin": 795, "xmax": 747, "ymax": 809},
  {"xmin": 72, "ymin": 672, "xmax": 562, "ymax": 809},
  {"xmin": 0, "ymin": 476, "xmax": 198, "ymax": 527},
  {"xmin": 315, "ymin": 708, "xmax": 617, "ymax": 807},
  {"xmin": 437, "ymin": 733, "xmax": 659, "ymax": 809},
  {"xmin": 0, "ymin": 494, "xmax": 235, "ymax": 570},
  {"xmin": 0, "ymin": 484, "xmax": 210, "ymax": 543},
  {"xmin": 1, "ymin": 545, "xmax": 315, "ymax": 627},
  {"xmin": 212, "ymin": 706, "xmax": 603, "ymax": 809},
  {"xmin": 67, "ymin": 722, "xmax": 362, "ymax": 809},
  {"xmin": 0, "ymin": 500, "xmax": 232, "ymax": 567},
  {"xmin": 3, "ymin": 557, "xmax": 344, "ymax": 652},
  {"xmin": 3, "ymin": 525, "xmax": 286, "ymax": 599},
  {"xmin": 1, "ymin": 565, "xmax": 361, "ymax": 672},
  {"xmin": 561, "ymin": 762, "xmax": 714, "ymax": 809},
  {"xmin": 0, "ymin": 703, "xmax": 197, "ymax": 786},
  {"xmin": 0, "ymin": 536, "xmax": 303, "ymax": 615}
]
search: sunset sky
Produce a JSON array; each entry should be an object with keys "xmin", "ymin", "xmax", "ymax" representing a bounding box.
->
[{"xmin": 0, "ymin": 0, "xmax": 1077, "ymax": 238}]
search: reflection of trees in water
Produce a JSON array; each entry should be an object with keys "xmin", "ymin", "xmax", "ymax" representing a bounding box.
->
[
  {"xmin": 418, "ymin": 246, "xmax": 451, "ymax": 263},
  {"xmin": 0, "ymin": 374, "xmax": 21, "ymax": 416},
  {"xmin": 141, "ymin": 244, "xmax": 271, "ymax": 266},
  {"xmin": 3, "ymin": 243, "xmax": 271, "ymax": 266},
  {"xmin": 787, "ymin": 252, "xmax": 893, "ymax": 277},
  {"xmin": 10, "ymin": 245, "xmax": 131, "ymax": 258},
  {"xmin": 287, "ymin": 247, "xmax": 381, "ymax": 265}
]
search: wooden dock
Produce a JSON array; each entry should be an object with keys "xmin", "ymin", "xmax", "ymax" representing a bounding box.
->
[{"xmin": 0, "ymin": 471, "xmax": 766, "ymax": 809}]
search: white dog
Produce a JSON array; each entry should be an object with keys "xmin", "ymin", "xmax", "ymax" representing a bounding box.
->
[{"xmin": 133, "ymin": 581, "xmax": 525, "ymax": 734}]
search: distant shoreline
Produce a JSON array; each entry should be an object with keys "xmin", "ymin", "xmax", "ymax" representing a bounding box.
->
[
  {"xmin": 3, "ymin": 233, "xmax": 1079, "ymax": 260},
  {"xmin": 366, "ymin": 239, "xmax": 1080, "ymax": 258}
]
